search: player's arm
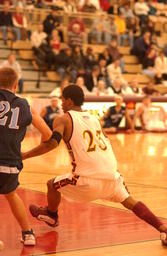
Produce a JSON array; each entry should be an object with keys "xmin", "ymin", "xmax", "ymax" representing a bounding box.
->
[
  {"xmin": 40, "ymin": 107, "xmax": 47, "ymax": 118},
  {"xmin": 22, "ymin": 115, "xmax": 65, "ymax": 160},
  {"xmin": 31, "ymin": 108, "xmax": 52, "ymax": 142}
]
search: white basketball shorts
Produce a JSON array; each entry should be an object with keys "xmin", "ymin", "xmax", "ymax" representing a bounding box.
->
[{"xmin": 53, "ymin": 173, "xmax": 129, "ymax": 203}]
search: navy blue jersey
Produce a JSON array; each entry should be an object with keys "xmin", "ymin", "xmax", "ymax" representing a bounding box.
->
[
  {"xmin": 104, "ymin": 105, "xmax": 126, "ymax": 128},
  {"xmin": 43, "ymin": 105, "xmax": 60, "ymax": 130},
  {"xmin": 0, "ymin": 89, "xmax": 32, "ymax": 170}
]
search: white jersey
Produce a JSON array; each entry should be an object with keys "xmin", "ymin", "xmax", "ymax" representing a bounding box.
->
[{"xmin": 67, "ymin": 110, "xmax": 120, "ymax": 180}]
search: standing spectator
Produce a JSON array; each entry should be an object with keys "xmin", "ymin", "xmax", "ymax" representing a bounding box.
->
[
  {"xmin": 12, "ymin": 6, "xmax": 28, "ymax": 40},
  {"xmin": 131, "ymin": 31, "xmax": 151, "ymax": 63},
  {"xmin": 89, "ymin": 14, "xmax": 111, "ymax": 44},
  {"xmin": 101, "ymin": 95, "xmax": 133, "ymax": 132},
  {"xmin": 0, "ymin": 53, "xmax": 24, "ymax": 93},
  {"xmin": 43, "ymin": 6, "xmax": 64, "ymax": 42},
  {"xmin": 134, "ymin": 0, "xmax": 149, "ymax": 27},
  {"xmin": 40, "ymin": 98, "xmax": 61, "ymax": 130},
  {"xmin": 68, "ymin": 24, "xmax": 84, "ymax": 49},
  {"xmin": 0, "ymin": 2, "xmax": 21, "ymax": 44},
  {"xmin": 82, "ymin": 0, "xmax": 97, "ymax": 12}
]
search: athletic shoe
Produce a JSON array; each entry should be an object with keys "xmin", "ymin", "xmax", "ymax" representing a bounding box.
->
[
  {"xmin": 29, "ymin": 204, "xmax": 59, "ymax": 227},
  {"xmin": 160, "ymin": 232, "xmax": 167, "ymax": 246},
  {"xmin": 21, "ymin": 229, "xmax": 36, "ymax": 246}
]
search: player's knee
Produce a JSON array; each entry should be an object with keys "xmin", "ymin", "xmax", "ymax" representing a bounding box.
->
[{"xmin": 47, "ymin": 178, "xmax": 56, "ymax": 191}]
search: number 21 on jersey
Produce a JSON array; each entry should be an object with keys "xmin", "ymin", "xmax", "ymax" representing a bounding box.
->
[
  {"xmin": 0, "ymin": 101, "xmax": 20, "ymax": 129},
  {"xmin": 83, "ymin": 130, "xmax": 107, "ymax": 152}
]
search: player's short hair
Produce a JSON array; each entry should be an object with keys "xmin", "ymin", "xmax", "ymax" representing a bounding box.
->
[
  {"xmin": 0, "ymin": 67, "xmax": 18, "ymax": 89},
  {"xmin": 62, "ymin": 84, "xmax": 84, "ymax": 106}
]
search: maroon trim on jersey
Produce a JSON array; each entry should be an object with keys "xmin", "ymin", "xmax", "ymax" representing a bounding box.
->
[
  {"xmin": 53, "ymin": 174, "xmax": 79, "ymax": 190},
  {"xmin": 66, "ymin": 112, "xmax": 73, "ymax": 143},
  {"xmin": 66, "ymin": 142, "xmax": 77, "ymax": 174}
]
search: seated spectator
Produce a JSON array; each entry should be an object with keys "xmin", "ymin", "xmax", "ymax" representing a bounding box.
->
[
  {"xmin": 131, "ymin": 31, "xmax": 151, "ymax": 64},
  {"xmin": 108, "ymin": 17, "xmax": 118, "ymax": 43},
  {"xmin": 107, "ymin": 38, "xmax": 124, "ymax": 72},
  {"xmin": 76, "ymin": 76, "xmax": 90, "ymax": 95},
  {"xmin": 13, "ymin": 0, "xmax": 26, "ymax": 8},
  {"xmin": 154, "ymin": 50, "xmax": 167, "ymax": 84},
  {"xmin": 98, "ymin": 58, "xmax": 109, "ymax": 87},
  {"xmin": 49, "ymin": 29, "xmax": 61, "ymax": 55},
  {"xmin": 31, "ymin": 24, "xmax": 47, "ymax": 54},
  {"xmin": 50, "ymin": 77, "xmax": 69, "ymax": 97},
  {"xmin": 142, "ymin": 80, "xmax": 160, "ymax": 96},
  {"xmin": 84, "ymin": 65, "xmax": 100, "ymax": 91},
  {"xmin": 148, "ymin": 0, "xmax": 157, "ymax": 15},
  {"xmin": 71, "ymin": 45, "xmax": 85, "ymax": 81},
  {"xmin": 142, "ymin": 47, "xmax": 157, "ymax": 78},
  {"xmin": 78, "ymin": 0, "xmax": 100, "ymax": 10},
  {"xmin": 89, "ymin": 14, "xmax": 111, "ymax": 44},
  {"xmin": 99, "ymin": 48, "xmax": 111, "ymax": 65},
  {"xmin": 40, "ymin": 98, "xmax": 61, "ymax": 130},
  {"xmin": 43, "ymin": 6, "xmax": 64, "ymax": 42},
  {"xmin": 92, "ymin": 79, "xmax": 109, "ymax": 96},
  {"xmin": 63, "ymin": 0, "xmax": 77, "ymax": 13},
  {"xmin": 55, "ymin": 46, "xmax": 73, "ymax": 80},
  {"xmin": 134, "ymin": 0, "xmax": 149, "ymax": 27},
  {"xmin": 0, "ymin": 2, "xmax": 21, "ymax": 44},
  {"xmin": 132, "ymin": 96, "xmax": 167, "ymax": 132},
  {"xmin": 108, "ymin": 77, "xmax": 125, "ymax": 95},
  {"xmin": 107, "ymin": 58, "xmax": 126, "ymax": 85},
  {"xmin": 128, "ymin": 78, "xmax": 143, "ymax": 95},
  {"xmin": 68, "ymin": 23, "xmax": 84, "ymax": 49},
  {"xmin": 68, "ymin": 17, "xmax": 85, "ymax": 33},
  {"xmin": 101, "ymin": 95, "xmax": 133, "ymax": 133},
  {"xmin": 119, "ymin": 2, "xmax": 135, "ymax": 19},
  {"xmin": 0, "ymin": 53, "xmax": 23, "ymax": 93},
  {"xmin": 84, "ymin": 47, "xmax": 97, "ymax": 73},
  {"xmin": 115, "ymin": 11, "xmax": 134, "ymax": 47},
  {"xmin": 82, "ymin": 0, "xmax": 97, "ymax": 12},
  {"xmin": 99, "ymin": 0, "xmax": 110, "ymax": 12},
  {"xmin": 12, "ymin": 6, "xmax": 28, "ymax": 40}
]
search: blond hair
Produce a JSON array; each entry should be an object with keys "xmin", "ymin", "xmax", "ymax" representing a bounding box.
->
[{"xmin": 0, "ymin": 67, "xmax": 18, "ymax": 89}]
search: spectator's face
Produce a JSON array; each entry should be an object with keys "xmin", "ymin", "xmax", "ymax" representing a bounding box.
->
[
  {"xmin": 130, "ymin": 79, "xmax": 138, "ymax": 87},
  {"xmin": 115, "ymin": 96, "xmax": 123, "ymax": 106},
  {"xmin": 114, "ymin": 60, "xmax": 120, "ymax": 67},
  {"xmin": 65, "ymin": 48, "xmax": 72, "ymax": 56},
  {"xmin": 52, "ymin": 29, "xmax": 59, "ymax": 38},
  {"xmin": 93, "ymin": 68, "xmax": 99, "ymax": 76},
  {"xmin": 4, "ymin": 2, "xmax": 9, "ymax": 12},
  {"xmin": 76, "ymin": 77, "xmax": 84, "ymax": 87},
  {"xmin": 113, "ymin": 79, "xmax": 121, "ymax": 88},
  {"xmin": 38, "ymin": 24, "xmax": 43, "ymax": 32},
  {"xmin": 148, "ymin": 49, "xmax": 156, "ymax": 58},
  {"xmin": 52, "ymin": 10, "xmax": 57, "ymax": 17},
  {"xmin": 98, "ymin": 80, "xmax": 105, "ymax": 91},
  {"xmin": 16, "ymin": 6, "xmax": 22, "ymax": 14},
  {"xmin": 8, "ymin": 55, "xmax": 15, "ymax": 64},
  {"xmin": 51, "ymin": 98, "xmax": 58, "ymax": 108},
  {"xmin": 143, "ymin": 97, "xmax": 151, "ymax": 106},
  {"xmin": 143, "ymin": 32, "xmax": 150, "ymax": 41},
  {"xmin": 99, "ymin": 59, "xmax": 106, "ymax": 67},
  {"xmin": 110, "ymin": 40, "xmax": 117, "ymax": 48},
  {"xmin": 72, "ymin": 24, "xmax": 80, "ymax": 34}
]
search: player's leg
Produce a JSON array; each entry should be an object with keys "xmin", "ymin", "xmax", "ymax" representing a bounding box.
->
[
  {"xmin": 29, "ymin": 178, "xmax": 60, "ymax": 227},
  {"xmin": 5, "ymin": 190, "xmax": 35, "ymax": 245}
]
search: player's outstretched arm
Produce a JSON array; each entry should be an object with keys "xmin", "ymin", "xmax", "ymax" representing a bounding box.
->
[{"xmin": 22, "ymin": 115, "xmax": 65, "ymax": 160}]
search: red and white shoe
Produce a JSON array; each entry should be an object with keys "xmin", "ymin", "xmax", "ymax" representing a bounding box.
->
[{"xmin": 29, "ymin": 204, "xmax": 59, "ymax": 227}]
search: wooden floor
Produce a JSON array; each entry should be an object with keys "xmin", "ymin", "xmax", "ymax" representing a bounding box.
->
[{"xmin": 12, "ymin": 133, "xmax": 167, "ymax": 255}]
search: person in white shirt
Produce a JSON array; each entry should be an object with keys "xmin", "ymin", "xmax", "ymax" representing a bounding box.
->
[
  {"xmin": 31, "ymin": 24, "xmax": 47, "ymax": 50},
  {"xmin": 154, "ymin": 50, "xmax": 167, "ymax": 83},
  {"xmin": 23, "ymin": 85, "xmax": 167, "ymax": 247},
  {"xmin": 0, "ymin": 53, "xmax": 24, "ymax": 93},
  {"xmin": 107, "ymin": 59, "xmax": 126, "ymax": 85},
  {"xmin": 134, "ymin": 0, "xmax": 149, "ymax": 26}
]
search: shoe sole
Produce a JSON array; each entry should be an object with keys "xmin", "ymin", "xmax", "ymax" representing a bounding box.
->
[{"xmin": 20, "ymin": 238, "xmax": 36, "ymax": 246}]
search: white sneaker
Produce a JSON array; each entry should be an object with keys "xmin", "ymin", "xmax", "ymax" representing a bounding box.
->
[{"xmin": 21, "ymin": 229, "xmax": 36, "ymax": 246}]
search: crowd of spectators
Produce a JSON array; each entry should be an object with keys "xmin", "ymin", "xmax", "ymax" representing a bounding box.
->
[{"xmin": 1, "ymin": 0, "xmax": 167, "ymax": 97}]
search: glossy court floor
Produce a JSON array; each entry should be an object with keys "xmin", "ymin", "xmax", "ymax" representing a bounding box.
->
[{"xmin": 1, "ymin": 132, "xmax": 167, "ymax": 256}]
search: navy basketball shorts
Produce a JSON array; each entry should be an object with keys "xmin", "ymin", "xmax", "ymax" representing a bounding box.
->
[{"xmin": 0, "ymin": 166, "xmax": 20, "ymax": 194}]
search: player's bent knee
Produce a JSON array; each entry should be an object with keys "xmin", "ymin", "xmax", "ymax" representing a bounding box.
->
[{"xmin": 47, "ymin": 178, "xmax": 57, "ymax": 191}]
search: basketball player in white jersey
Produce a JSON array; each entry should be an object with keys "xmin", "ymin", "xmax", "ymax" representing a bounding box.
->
[{"xmin": 23, "ymin": 85, "xmax": 167, "ymax": 246}]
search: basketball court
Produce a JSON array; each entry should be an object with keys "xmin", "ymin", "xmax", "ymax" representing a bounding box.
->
[{"xmin": 1, "ymin": 131, "xmax": 167, "ymax": 256}]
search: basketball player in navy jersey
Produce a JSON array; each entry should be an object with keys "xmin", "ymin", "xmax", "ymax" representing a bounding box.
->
[
  {"xmin": 0, "ymin": 67, "xmax": 52, "ymax": 246},
  {"xmin": 23, "ymin": 85, "xmax": 167, "ymax": 246}
]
